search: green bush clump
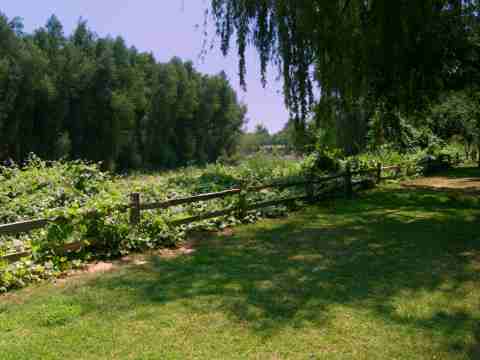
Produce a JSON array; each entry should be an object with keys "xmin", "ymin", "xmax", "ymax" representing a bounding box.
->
[
  {"xmin": 301, "ymin": 147, "xmax": 343, "ymax": 175},
  {"xmin": 0, "ymin": 154, "xmax": 306, "ymax": 292}
]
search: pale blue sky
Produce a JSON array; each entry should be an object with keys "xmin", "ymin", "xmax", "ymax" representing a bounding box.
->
[{"xmin": 1, "ymin": 1, "xmax": 289, "ymax": 133}]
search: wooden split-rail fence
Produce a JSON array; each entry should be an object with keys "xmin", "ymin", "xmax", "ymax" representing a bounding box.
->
[{"xmin": 0, "ymin": 157, "xmax": 462, "ymax": 263}]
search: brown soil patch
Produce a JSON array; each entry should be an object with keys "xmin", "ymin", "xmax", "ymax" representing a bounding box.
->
[
  {"xmin": 402, "ymin": 176, "xmax": 480, "ymax": 193},
  {"xmin": 85, "ymin": 262, "xmax": 115, "ymax": 273},
  {"xmin": 52, "ymin": 247, "xmax": 195, "ymax": 286},
  {"xmin": 155, "ymin": 246, "xmax": 196, "ymax": 259},
  {"xmin": 0, "ymin": 287, "xmax": 36, "ymax": 303},
  {"xmin": 83, "ymin": 244, "xmax": 198, "ymax": 271},
  {"xmin": 55, "ymin": 261, "xmax": 119, "ymax": 283},
  {"xmin": 3, "ymin": 229, "xmax": 230, "ymax": 293},
  {"xmin": 219, "ymin": 228, "xmax": 235, "ymax": 237},
  {"xmin": 53, "ymin": 233, "xmax": 206, "ymax": 285}
]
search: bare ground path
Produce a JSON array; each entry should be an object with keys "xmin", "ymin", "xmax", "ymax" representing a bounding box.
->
[{"xmin": 402, "ymin": 167, "xmax": 480, "ymax": 193}]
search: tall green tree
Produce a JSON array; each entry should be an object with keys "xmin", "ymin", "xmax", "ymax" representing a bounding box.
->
[
  {"xmin": 0, "ymin": 13, "xmax": 247, "ymax": 169},
  {"xmin": 209, "ymin": 0, "xmax": 480, "ymax": 152}
]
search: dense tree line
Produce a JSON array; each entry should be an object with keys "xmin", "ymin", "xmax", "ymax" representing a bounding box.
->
[
  {"xmin": 0, "ymin": 14, "xmax": 246, "ymax": 170},
  {"xmin": 238, "ymin": 122, "xmax": 297, "ymax": 155},
  {"xmin": 209, "ymin": 0, "xmax": 480, "ymax": 154}
]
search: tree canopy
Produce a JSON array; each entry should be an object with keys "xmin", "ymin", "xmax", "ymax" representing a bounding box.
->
[
  {"xmin": 0, "ymin": 14, "xmax": 247, "ymax": 170},
  {"xmin": 209, "ymin": 0, "xmax": 480, "ymax": 127}
]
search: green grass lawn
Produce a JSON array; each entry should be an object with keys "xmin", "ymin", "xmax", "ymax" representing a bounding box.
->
[{"xmin": 1, "ymin": 184, "xmax": 480, "ymax": 359}]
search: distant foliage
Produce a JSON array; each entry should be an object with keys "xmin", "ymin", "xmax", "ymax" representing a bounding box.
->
[
  {"xmin": 0, "ymin": 14, "xmax": 246, "ymax": 170},
  {"xmin": 238, "ymin": 121, "xmax": 297, "ymax": 156},
  {"xmin": 428, "ymin": 90, "xmax": 480, "ymax": 158}
]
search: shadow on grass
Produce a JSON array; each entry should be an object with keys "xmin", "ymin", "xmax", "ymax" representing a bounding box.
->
[
  {"xmin": 82, "ymin": 186, "xmax": 480, "ymax": 355},
  {"xmin": 434, "ymin": 166, "xmax": 480, "ymax": 180},
  {"xmin": 469, "ymin": 324, "xmax": 480, "ymax": 359}
]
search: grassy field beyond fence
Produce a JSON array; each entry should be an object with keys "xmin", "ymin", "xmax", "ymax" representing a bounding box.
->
[{"xmin": 1, "ymin": 179, "xmax": 479, "ymax": 359}]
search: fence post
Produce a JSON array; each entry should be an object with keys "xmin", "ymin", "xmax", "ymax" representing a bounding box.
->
[
  {"xmin": 405, "ymin": 163, "xmax": 414, "ymax": 176},
  {"xmin": 238, "ymin": 186, "xmax": 247, "ymax": 219},
  {"xmin": 396, "ymin": 165, "xmax": 402, "ymax": 179},
  {"xmin": 130, "ymin": 192, "xmax": 141, "ymax": 225},
  {"xmin": 376, "ymin": 162, "xmax": 382, "ymax": 184},
  {"xmin": 344, "ymin": 163, "xmax": 353, "ymax": 199},
  {"xmin": 306, "ymin": 179, "xmax": 315, "ymax": 203}
]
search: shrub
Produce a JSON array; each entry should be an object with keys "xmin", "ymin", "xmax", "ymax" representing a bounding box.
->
[{"xmin": 0, "ymin": 154, "xmax": 305, "ymax": 291}]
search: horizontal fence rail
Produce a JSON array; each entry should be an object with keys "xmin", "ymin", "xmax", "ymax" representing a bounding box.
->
[
  {"xmin": 1, "ymin": 251, "xmax": 32, "ymax": 263},
  {"xmin": 139, "ymin": 189, "xmax": 242, "ymax": 211},
  {"xmin": 0, "ymin": 219, "xmax": 51, "ymax": 236},
  {"xmin": 249, "ymin": 180, "xmax": 313, "ymax": 192},
  {"xmin": 351, "ymin": 169, "xmax": 379, "ymax": 176},
  {"xmin": 383, "ymin": 165, "xmax": 402, "ymax": 171},
  {"xmin": 170, "ymin": 207, "xmax": 239, "ymax": 227},
  {"xmin": 245, "ymin": 195, "xmax": 311, "ymax": 212},
  {"xmin": 0, "ymin": 155, "xmax": 466, "ymax": 263},
  {"xmin": 312, "ymin": 173, "xmax": 347, "ymax": 183}
]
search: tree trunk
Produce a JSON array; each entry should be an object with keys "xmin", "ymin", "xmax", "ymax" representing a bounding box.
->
[{"xmin": 477, "ymin": 144, "xmax": 480, "ymax": 168}]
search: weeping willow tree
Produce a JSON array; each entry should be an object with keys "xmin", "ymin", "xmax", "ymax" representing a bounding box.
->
[{"xmin": 209, "ymin": 0, "xmax": 479, "ymax": 152}]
